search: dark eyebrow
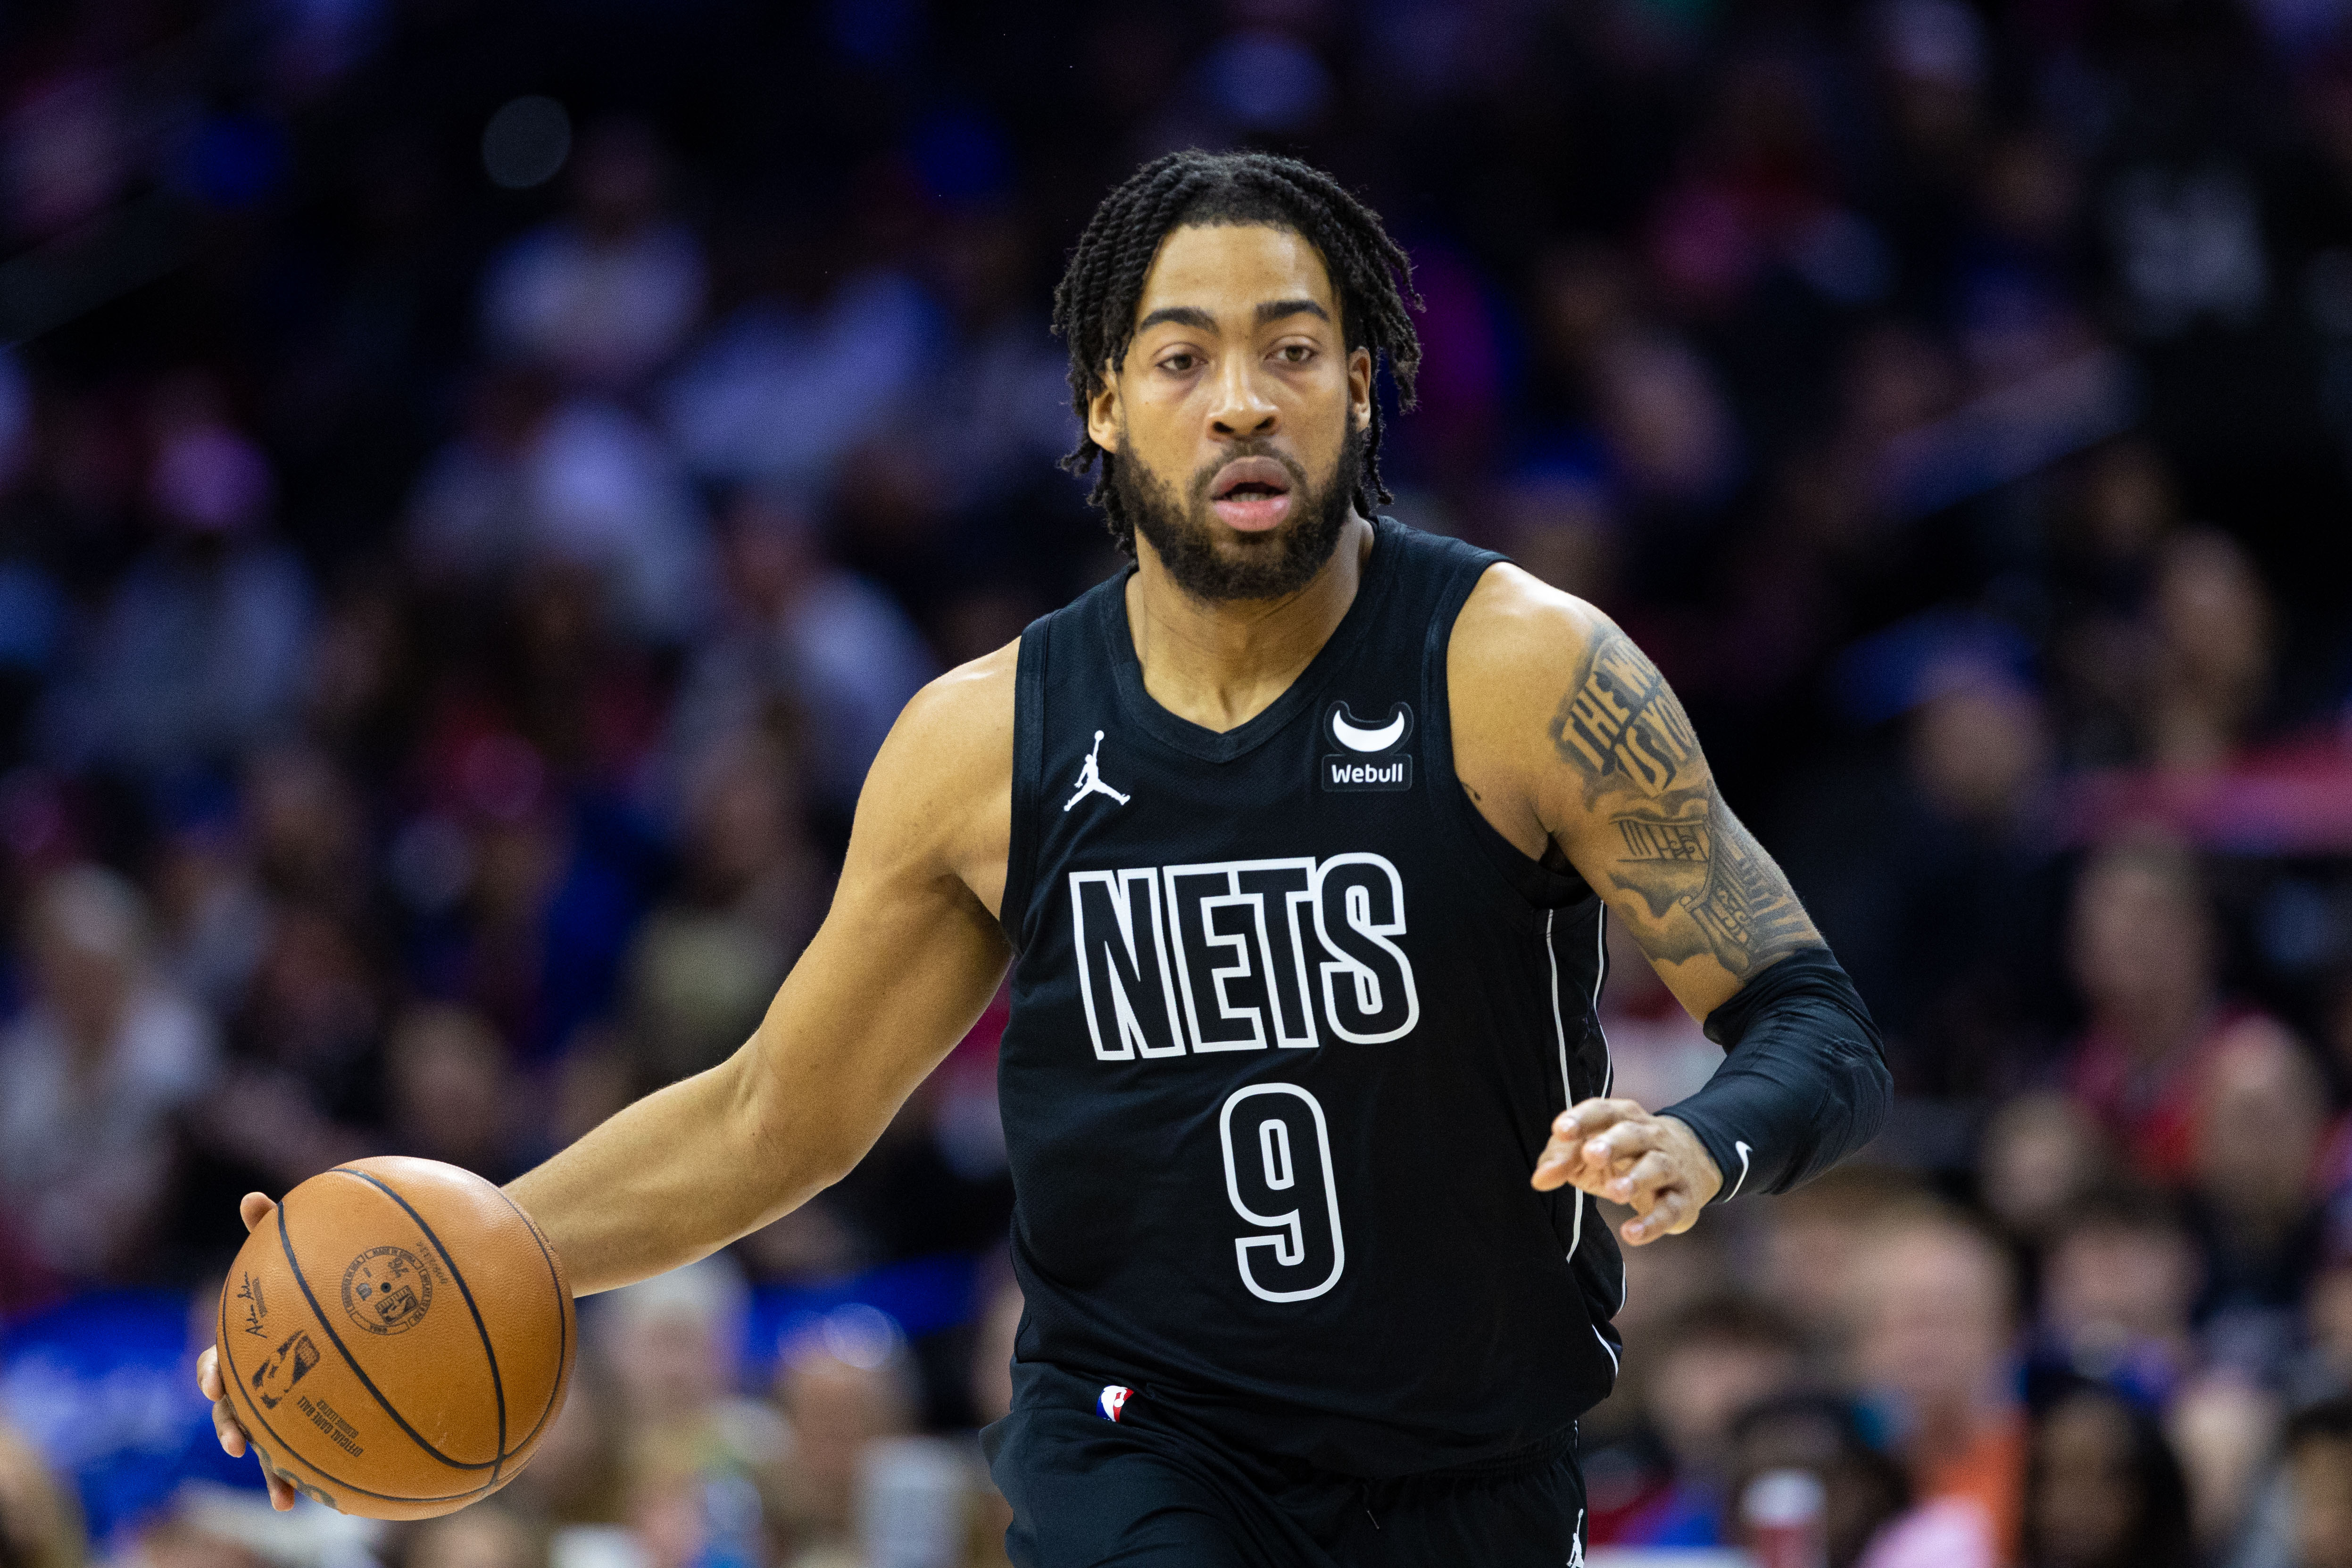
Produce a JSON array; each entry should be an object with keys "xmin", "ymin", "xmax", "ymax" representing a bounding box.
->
[
  {"xmin": 1135, "ymin": 305, "xmax": 1216, "ymax": 333},
  {"xmin": 1256, "ymin": 298, "xmax": 1330, "ymax": 326}
]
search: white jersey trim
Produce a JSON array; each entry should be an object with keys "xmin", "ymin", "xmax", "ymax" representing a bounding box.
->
[{"xmin": 1547, "ymin": 909, "xmax": 1585, "ymax": 1261}]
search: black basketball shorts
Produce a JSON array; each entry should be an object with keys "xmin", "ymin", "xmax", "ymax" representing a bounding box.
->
[{"xmin": 981, "ymin": 1362, "xmax": 1589, "ymax": 1568}]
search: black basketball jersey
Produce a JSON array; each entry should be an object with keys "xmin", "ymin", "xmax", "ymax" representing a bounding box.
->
[{"xmin": 996, "ymin": 518, "xmax": 1624, "ymax": 1479}]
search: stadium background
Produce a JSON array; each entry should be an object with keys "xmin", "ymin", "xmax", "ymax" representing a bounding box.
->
[{"xmin": 4, "ymin": 0, "xmax": 2352, "ymax": 1564}]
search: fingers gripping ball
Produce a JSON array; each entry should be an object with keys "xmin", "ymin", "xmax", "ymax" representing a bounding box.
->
[{"xmin": 216, "ymin": 1157, "xmax": 575, "ymax": 1518}]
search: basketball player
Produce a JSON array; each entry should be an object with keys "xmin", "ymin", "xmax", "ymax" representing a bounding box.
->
[{"xmin": 203, "ymin": 150, "xmax": 1888, "ymax": 1563}]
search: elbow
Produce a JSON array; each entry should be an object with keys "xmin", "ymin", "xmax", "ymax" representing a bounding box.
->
[
  {"xmin": 1843, "ymin": 1034, "xmax": 1894, "ymax": 1154},
  {"xmin": 721, "ymin": 1052, "xmax": 865, "ymax": 1210}
]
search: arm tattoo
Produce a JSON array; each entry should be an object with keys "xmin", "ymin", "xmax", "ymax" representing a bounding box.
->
[
  {"xmin": 1549, "ymin": 629, "xmax": 1813, "ymax": 979},
  {"xmin": 1550, "ymin": 633, "xmax": 1701, "ymax": 803}
]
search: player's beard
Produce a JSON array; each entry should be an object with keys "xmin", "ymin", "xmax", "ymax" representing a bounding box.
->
[{"xmin": 1114, "ymin": 421, "xmax": 1365, "ymax": 603}]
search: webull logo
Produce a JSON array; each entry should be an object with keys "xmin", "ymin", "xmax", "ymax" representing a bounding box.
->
[
  {"xmin": 1327, "ymin": 757, "xmax": 1409, "ymax": 789},
  {"xmin": 1322, "ymin": 701, "xmax": 1413, "ymax": 792}
]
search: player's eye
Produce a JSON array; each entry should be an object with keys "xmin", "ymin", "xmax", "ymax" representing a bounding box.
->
[
  {"xmin": 1157, "ymin": 352, "xmax": 1198, "ymax": 373},
  {"xmin": 1276, "ymin": 343, "xmax": 1316, "ymax": 364}
]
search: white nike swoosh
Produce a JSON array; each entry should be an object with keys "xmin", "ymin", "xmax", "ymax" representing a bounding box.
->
[
  {"xmin": 1729, "ymin": 1140, "xmax": 1754, "ymax": 1198},
  {"xmin": 1332, "ymin": 711, "xmax": 1406, "ymax": 752}
]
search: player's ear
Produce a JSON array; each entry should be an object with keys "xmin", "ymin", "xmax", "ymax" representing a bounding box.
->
[
  {"xmin": 1347, "ymin": 346, "xmax": 1373, "ymax": 433},
  {"xmin": 1087, "ymin": 366, "xmax": 1123, "ymax": 455}
]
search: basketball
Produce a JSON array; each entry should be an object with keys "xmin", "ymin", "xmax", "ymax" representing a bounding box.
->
[{"xmin": 213, "ymin": 1157, "xmax": 575, "ymax": 1519}]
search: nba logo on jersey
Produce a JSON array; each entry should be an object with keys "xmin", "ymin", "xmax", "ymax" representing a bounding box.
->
[{"xmin": 1097, "ymin": 1384, "xmax": 1133, "ymax": 1421}]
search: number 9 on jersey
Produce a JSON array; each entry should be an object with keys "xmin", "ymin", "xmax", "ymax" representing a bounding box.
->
[{"xmin": 1218, "ymin": 1084, "xmax": 1346, "ymax": 1303}]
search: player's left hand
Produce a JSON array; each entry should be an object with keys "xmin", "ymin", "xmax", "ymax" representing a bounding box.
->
[
  {"xmin": 1530, "ymin": 1099, "xmax": 1723, "ymax": 1246},
  {"xmin": 198, "ymin": 1190, "xmax": 298, "ymax": 1512}
]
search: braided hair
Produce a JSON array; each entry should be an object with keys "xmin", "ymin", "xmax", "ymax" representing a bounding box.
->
[{"xmin": 1051, "ymin": 150, "xmax": 1421, "ymax": 555}]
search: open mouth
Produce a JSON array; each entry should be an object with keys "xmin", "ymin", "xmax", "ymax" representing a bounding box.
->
[{"xmin": 1207, "ymin": 456, "xmax": 1296, "ymax": 533}]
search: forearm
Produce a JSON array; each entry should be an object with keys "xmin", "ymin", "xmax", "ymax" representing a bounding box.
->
[
  {"xmin": 1660, "ymin": 946, "xmax": 1890, "ymax": 1200},
  {"xmin": 506, "ymin": 1053, "xmax": 846, "ymax": 1296}
]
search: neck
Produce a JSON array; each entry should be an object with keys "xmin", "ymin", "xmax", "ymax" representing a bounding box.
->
[{"xmin": 1124, "ymin": 514, "xmax": 1374, "ymax": 733}]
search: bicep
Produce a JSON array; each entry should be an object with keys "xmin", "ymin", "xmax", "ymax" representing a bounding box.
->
[
  {"xmin": 1539, "ymin": 622, "xmax": 1819, "ymax": 1020},
  {"xmin": 740, "ymin": 866, "xmax": 1007, "ymax": 1164},
  {"xmin": 733, "ymin": 664, "xmax": 1015, "ymax": 1171}
]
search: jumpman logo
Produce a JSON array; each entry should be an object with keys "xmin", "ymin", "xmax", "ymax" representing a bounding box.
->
[{"xmin": 1064, "ymin": 730, "xmax": 1131, "ymax": 812}]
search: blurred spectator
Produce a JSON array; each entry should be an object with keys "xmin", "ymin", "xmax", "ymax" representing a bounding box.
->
[
  {"xmin": 180, "ymin": 905, "xmax": 384, "ymax": 1216},
  {"xmin": 1524, "ymin": 241, "xmax": 1741, "ymax": 516},
  {"xmin": 244, "ymin": 746, "xmax": 371, "ymax": 915},
  {"xmin": 1613, "ymin": 1294, "xmax": 1808, "ymax": 1547},
  {"xmin": 2034, "ymin": 1188, "xmax": 2202, "ymax": 1408},
  {"xmin": 147, "ymin": 807, "xmax": 268, "ymax": 1020},
  {"xmin": 2020, "ymin": 1383, "xmax": 2194, "ymax": 1568},
  {"xmin": 385, "ymin": 1003, "xmax": 523, "ymax": 1182},
  {"xmin": 598, "ymin": 1255, "xmax": 784, "ymax": 1503},
  {"xmin": 1884, "ymin": 671, "xmax": 2065, "ymax": 1095},
  {"xmin": 624, "ymin": 732, "xmax": 827, "ymax": 1087},
  {"xmin": 1852, "ymin": 1210, "xmax": 2027, "ymax": 1562},
  {"xmin": 0, "ymin": 865, "xmax": 216, "ymax": 1280},
  {"xmin": 405, "ymin": 366, "xmax": 559, "ymax": 591},
  {"xmin": 1978, "ymin": 1094, "xmax": 2114, "ymax": 1250},
  {"xmin": 662, "ymin": 237, "xmax": 937, "ymax": 499},
  {"xmin": 2188, "ymin": 1020, "xmax": 2334, "ymax": 1375},
  {"xmin": 1496, "ymin": 466, "xmax": 1621, "ymax": 606},
  {"xmin": 499, "ymin": 1362, "xmax": 626, "ymax": 1527},
  {"xmin": 406, "ymin": 380, "xmax": 710, "ymax": 650},
  {"xmin": 47, "ymin": 416, "xmax": 312, "ymax": 779},
  {"xmin": 2286, "ymin": 1398, "xmax": 2352, "ymax": 1568},
  {"xmin": 1751, "ymin": 1166, "xmax": 1934, "ymax": 1346},
  {"xmin": 2046, "ymin": 442, "xmax": 2183, "ymax": 768},
  {"xmin": 0, "ymin": 1422, "xmax": 84, "ymax": 1568},
  {"xmin": 2169, "ymin": 1375, "xmax": 2285, "ymax": 1561},
  {"xmin": 123, "ymin": 1521, "xmax": 265, "ymax": 1568},
  {"xmin": 662, "ymin": 491, "xmax": 936, "ymax": 834},
  {"xmin": 404, "ymin": 730, "xmax": 652, "ymax": 1064},
  {"xmin": 2065, "ymin": 837, "xmax": 2259, "ymax": 1183},
  {"xmin": 2144, "ymin": 530, "xmax": 2277, "ymax": 771},
  {"xmin": 2299, "ymin": 1261, "xmax": 2352, "ymax": 1402},
  {"xmin": 771, "ymin": 1309, "xmax": 920, "ymax": 1564},
  {"xmin": 1718, "ymin": 1395, "xmax": 1924, "ymax": 1568},
  {"xmin": 481, "ymin": 121, "xmax": 705, "ymax": 391},
  {"xmin": 390, "ymin": 1504, "xmax": 545, "ymax": 1568},
  {"xmin": 905, "ymin": 207, "xmax": 1075, "ymax": 519}
]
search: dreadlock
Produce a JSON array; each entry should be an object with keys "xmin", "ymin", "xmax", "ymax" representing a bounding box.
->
[{"xmin": 1051, "ymin": 149, "xmax": 1422, "ymax": 556}]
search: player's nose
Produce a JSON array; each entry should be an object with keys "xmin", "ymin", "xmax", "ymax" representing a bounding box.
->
[{"xmin": 1206, "ymin": 357, "xmax": 1279, "ymax": 439}]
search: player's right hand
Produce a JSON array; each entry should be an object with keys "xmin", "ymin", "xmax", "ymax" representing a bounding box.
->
[{"xmin": 199, "ymin": 1191, "xmax": 298, "ymax": 1512}]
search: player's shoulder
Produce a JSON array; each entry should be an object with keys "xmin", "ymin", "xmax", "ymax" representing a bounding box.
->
[
  {"xmin": 849, "ymin": 640, "xmax": 1019, "ymax": 897},
  {"xmin": 1450, "ymin": 560, "xmax": 1618, "ymax": 698},
  {"xmin": 882, "ymin": 638, "xmax": 1019, "ymax": 781}
]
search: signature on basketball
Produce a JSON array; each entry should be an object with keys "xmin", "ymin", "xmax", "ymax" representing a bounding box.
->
[
  {"xmin": 340, "ymin": 1244, "xmax": 433, "ymax": 1335},
  {"xmin": 235, "ymin": 1271, "xmax": 267, "ymax": 1336}
]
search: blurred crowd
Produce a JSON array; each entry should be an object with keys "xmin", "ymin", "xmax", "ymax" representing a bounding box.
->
[{"xmin": 4, "ymin": 0, "xmax": 2352, "ymax": 1564}]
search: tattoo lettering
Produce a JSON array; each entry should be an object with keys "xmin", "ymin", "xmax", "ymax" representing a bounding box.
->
[
  {"xmin": 1550, "ymin": 634, "xmax": 1701, "ymax": 801},
  {"xmin": 1671, "ymin": 797, "xmax": 1815, "ymax": 974},
  {"xmin": 1617, "ymin": 818, "xmax": 1706, "ymax": 862},
  {"xmin": 1551, "ymin": 630, "xmax": 1814, "ymax": 979}
]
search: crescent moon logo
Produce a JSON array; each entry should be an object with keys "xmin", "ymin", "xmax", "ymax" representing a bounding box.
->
[{"xmin": 1330, "ymin": 702, "xmax": 1411, "ymax": 753}]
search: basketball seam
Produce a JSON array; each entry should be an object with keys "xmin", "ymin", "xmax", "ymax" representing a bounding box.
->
[
  {"xmin": 329, "ymin": 1168, "xmax": 511, "ymax": 1483},
  {"xmin": 277, "ymin": 1196, "xmax": 499, "ymax": 1472},
  {"xmin": 218, "ymin": 1279, "xmax": 501, "ymax": 1505},
  {"xmin": 487, "ymin": 1184, "xmax": 571, "ymax": 1459}
]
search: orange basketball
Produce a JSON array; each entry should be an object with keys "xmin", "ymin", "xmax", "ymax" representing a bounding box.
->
[{"xmin": 215, "ymin": 1156, "xmax": 575, "ymax": 1519}]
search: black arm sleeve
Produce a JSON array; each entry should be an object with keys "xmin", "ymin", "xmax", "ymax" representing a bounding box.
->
[{"xmin": 1655, "ymin": 946, "xmax": 1890, "ymax": 1201}]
